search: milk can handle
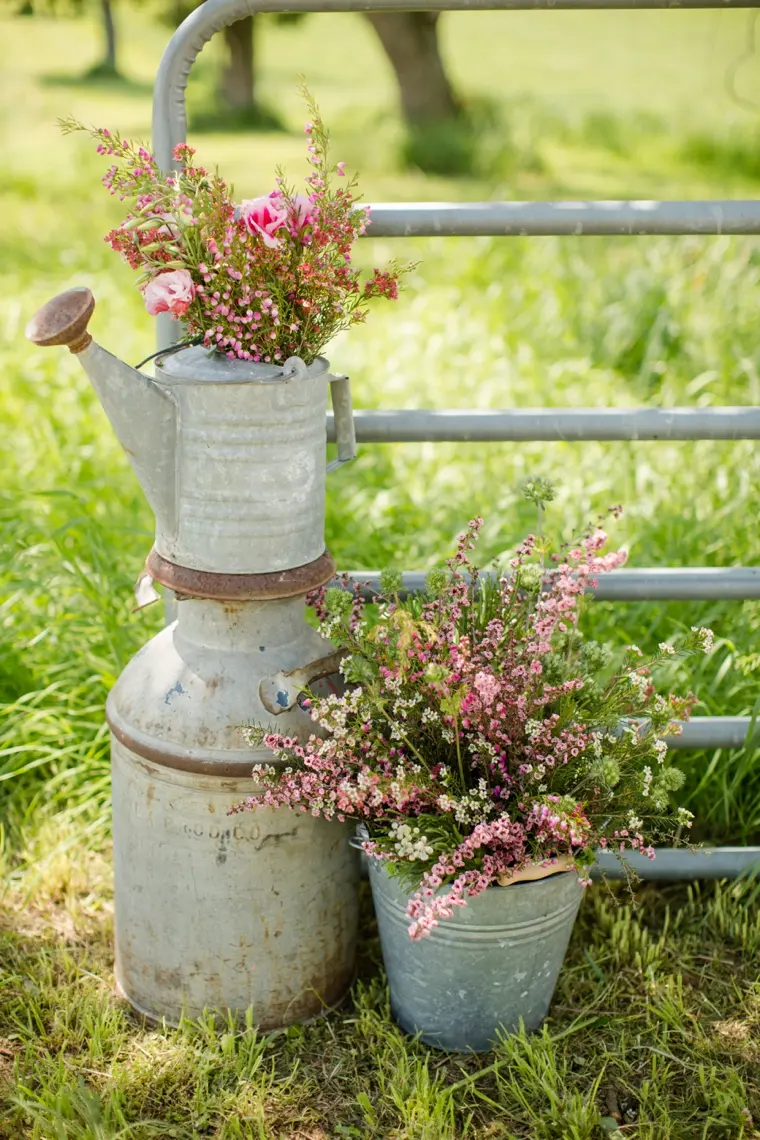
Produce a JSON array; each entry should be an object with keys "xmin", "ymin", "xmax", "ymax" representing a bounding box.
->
[
  {"xmin": 259, "ymin": 648, "xmax": 348, "ymax": 715},
  {"xmin": 327, "ymin": 374, "xmax": 356, "ymax": 475}
]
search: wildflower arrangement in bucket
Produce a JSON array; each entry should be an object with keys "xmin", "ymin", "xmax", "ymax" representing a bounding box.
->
[
  {"xmin": 236, "ymin": 491, "xmax": 712, "ymax": 942},
  {"xmin": 61, "ymin": 89, "xmax": 410, "ymax": 364}
]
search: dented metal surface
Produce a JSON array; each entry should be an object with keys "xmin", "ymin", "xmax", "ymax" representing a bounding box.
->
[
  {"xmin": 109, "ymin": 595, "xmax": 359, "ymax": 1024},
  {"xmin": 113, "ymin": 748, "xmax": 359, "ymax": 1025},
  {"xmin": 84, "ymin": 343, "xmax": 332, "ymax": 574},
  {"xmin": 368, "ymin": 858, "xmax": 582, "ymax": 1053}
]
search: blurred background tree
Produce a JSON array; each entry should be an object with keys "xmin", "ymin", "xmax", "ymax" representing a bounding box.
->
[
  {"xmin": 166, "ymin": 2, "xmax": 467, "ymax": 167},
  {"xmin": 13, "ymin": 0, "xmax": 122, "ymax": 78},
  {"xmin": 8, "ymin": 0, "xmax": 472, "ymax": 169}
]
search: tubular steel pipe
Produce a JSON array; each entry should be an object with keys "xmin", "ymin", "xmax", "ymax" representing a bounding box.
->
[
  {"xmin": 327, "ymin": 407, "xmax": 760, "ymax": 442},
  {"xmin": 592, "ymin": 847, "xmax": 760, "ymax": 880},
  {"xmin": 668, "ymin": 716, "xmax": 755, "ymax": 750},
  {"xmin": 359, "ymin": 847, "xmax": 760, "ymax": 881},
  {"xmin": 334, "ymin": 567, "xmax": 760, "ymax": 602},
  {"xmin": 367, "ymin": 201, "xmax": 760, "ymax": 237}
]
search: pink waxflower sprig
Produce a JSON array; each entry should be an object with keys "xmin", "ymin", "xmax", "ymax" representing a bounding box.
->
[
  {"xmin": 60, "ymin": 89, "xmax": 413, "ymax": 364},
  {"xmin": 235, "ymin": 501, "xmax": 712, "ymax": 939}
]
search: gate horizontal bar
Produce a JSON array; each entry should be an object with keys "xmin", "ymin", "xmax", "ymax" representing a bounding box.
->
[
  {"xmin": 667, "ymin": 716, "xmax": 753, "ymax": 750},
  {"xmin": 359, "ymin": 846, "xmax": 760, "ymax": 882},
  {"xmin": 333, "ymin": 567, "xmax": 760, "ymax": 601},
  {"xmin": 366, "ymin": 201, "xmax": 760, "ymax": 237},
  {"xmin": 592, "ymin": 846, "xmax": 760, "ymax": 880},
  {"xmin": 327, "ymin": 407, "xmax": 760, "ymax": 442}
]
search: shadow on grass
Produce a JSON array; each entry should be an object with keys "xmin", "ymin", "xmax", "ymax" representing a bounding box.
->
[
  {"xmin": 39, "ymin": 69, "xmax": 153, "ymax": 96},
  {"xmin": 681, "ymin": 126, "xmax": 760, "ymax": 181},
  {"xmin": 400, "ymin": 97, "xmax": 545, "ymax": 180},
  {"xmin": 189, "ymin": 102, "xmax": 287, "ymax": 135}
]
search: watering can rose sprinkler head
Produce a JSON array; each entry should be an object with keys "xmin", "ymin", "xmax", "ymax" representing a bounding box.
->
[{"xmin": 25, "ymin": 287, "xmax": 96, "ymax": 354}]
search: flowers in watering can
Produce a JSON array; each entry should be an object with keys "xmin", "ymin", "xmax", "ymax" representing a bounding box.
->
[
  {"xmin": 60, "ymin": 89, "xmax": 411, "ymax": 364},
  {"xmin": 235, "ymin": 490, "xmax": 712, "ymax": 939}
]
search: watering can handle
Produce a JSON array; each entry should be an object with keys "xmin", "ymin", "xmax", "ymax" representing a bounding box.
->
[{"xmin": 327, "ymin": 374, "xmax": 357, "ymax": 475}]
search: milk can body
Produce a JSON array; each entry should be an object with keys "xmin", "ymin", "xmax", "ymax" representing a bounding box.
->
[{"xmin": 107, "ymin": 597, "xmax": 359, "ymax": 1025}]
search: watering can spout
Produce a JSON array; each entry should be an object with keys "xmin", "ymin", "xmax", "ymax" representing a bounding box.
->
[{"xmin": 26, "ymin": 289, "xmax": 177, "ymax": 529}]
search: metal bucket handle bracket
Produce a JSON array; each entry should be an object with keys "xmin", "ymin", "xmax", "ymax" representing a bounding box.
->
[
  {"xmin": 281, "ymin": 358, "xmax": 356, "ymax": 474},
  {"xmin": 327, "ymin": 373, "xmax": 357, "ymax": 474}
]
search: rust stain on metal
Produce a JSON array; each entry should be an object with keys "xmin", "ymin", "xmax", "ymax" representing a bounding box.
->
[
  {"xmin": 107, "ymin": 717, "xmax": 256, "ymax": 777},
  {"xmin": 25, "ymin": 287, "xmax": 95, "ymax": 354},
  {"xmin": 145, "ymin": 547, "xmax": 336, "ymax": 600}
]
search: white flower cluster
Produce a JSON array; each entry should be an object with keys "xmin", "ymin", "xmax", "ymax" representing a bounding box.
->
[
  {"xmin": 389, "ymin": 820, "xmax": 434, "ymax": 861},
  {"xmin": 627, "ymin": 813, "xmax": 643, "ymax": 831},
  {"xmin": 421, "ymin": 707, "xmax": 439, "ymax": 725},
  {"xmin": 627, "ymin": 671, "xmax": 649, "ymax": 698},
  {"xmin": 676, "ymin": 806, "xmax": 694, "ymax": 828},
  {"xmin": 642, "ymin": 764, "xmax": 653, "ymax": 798},
  {"xmin": 652, "ymin": 737, "xmax": 668, "ymax": 764},
  {"xmin": 452, "ymin": 778, "xmax": 495, "ymax": 826},
  {"xmin": 392, "ymin": 693, "xmax": 423, "ymax": 720},
  {"xmin": 658, "ymin": 642, "xmax": 675, "ymax": 656},
  {"xmin": 525, "ymin": 719, "xmax": 543, "ymax": 740},
  {"xmin": 691, "ymin": 626, "xmax": 715, "ymax": 653}
]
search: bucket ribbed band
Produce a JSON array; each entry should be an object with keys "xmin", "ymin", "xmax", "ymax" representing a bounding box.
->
[{"xmin": 372, "ymin": 884, "xmax": 582, "ymax": 949}]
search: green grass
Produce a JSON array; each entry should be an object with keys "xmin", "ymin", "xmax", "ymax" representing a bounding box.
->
[
  {"xmin": 2, "ymin": 847, "xmax": 760, "ymax": 1138},
  {"xmin": 4, "ymin": 7, "xmax": 760, "ymax": 1134}
]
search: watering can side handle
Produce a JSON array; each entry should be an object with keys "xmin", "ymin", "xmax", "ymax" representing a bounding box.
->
[{"xmin": 327, "ymin": 374, "xmax": 357, "ymax": 475}]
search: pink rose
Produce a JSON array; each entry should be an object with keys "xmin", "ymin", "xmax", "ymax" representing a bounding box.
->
[
  {"xmin": 142, "ymin": 269, "xmax": 196, "ymax": 317},
  {"xmin": 240, "ymin": 193, "xmax": 289, "ymax": 248},
  {"xmin": 288, "ymin": 194, "xmax": 314, "ymax": 231}
]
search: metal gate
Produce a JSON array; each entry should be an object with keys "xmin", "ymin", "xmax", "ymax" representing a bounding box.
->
[{"xmin": 153, "ymin": 0, "xmax": 760, "ymax": 879}]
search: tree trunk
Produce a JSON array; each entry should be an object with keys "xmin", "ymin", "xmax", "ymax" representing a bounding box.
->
[
  {"xmin": 221, "ymin": 16, "xmax": 255, "ymax": 110},
  {"xmin": 100, "ymin": 0, "xmax": 117, "ymax": 74},
  {"xmin": 364, "ymin": 12, "xmax": 460, "ymax": 126}
]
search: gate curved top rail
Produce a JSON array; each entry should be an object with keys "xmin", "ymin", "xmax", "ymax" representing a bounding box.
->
[{"xmin": 152, "ymin": 0, "xmax": 760, "ymax": 175}]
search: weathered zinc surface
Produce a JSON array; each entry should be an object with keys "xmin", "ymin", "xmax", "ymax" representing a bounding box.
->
[
  {"xmin": 368, "ymin": 859, "xmax": 582, "ymax": 1053},
  {"xmin": 76, "ymin": 338, "xmax": 337, "ymax": 575}
]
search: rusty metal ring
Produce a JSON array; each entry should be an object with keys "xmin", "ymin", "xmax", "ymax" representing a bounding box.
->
[{"xmin": 145, "ymin": 548, "xmax": 336, "ymax": 601}]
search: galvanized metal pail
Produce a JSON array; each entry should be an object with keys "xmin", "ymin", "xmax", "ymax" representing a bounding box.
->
[{"xmin": 366, "ymin": 857, "xmax": 583, "ymax": 1052}]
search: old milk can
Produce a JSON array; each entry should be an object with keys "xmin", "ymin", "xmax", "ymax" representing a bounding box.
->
[{"xmin": 26, "ymin": 288, "xmax": 360, "ymax": 1026}]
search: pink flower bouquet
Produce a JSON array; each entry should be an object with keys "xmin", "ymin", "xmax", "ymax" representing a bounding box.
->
[
  {"xmin": 62, "ymin": 90, "xmax": 411, "ymax": 364},
  {"xmin": 236, "ymin": 496, "xmax": 712, "ymax": 940}
]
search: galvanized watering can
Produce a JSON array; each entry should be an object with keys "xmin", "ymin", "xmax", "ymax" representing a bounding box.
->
[
  {"xmin": 26, "ymin": 286, "xmax": 360, "ymax": 1027},
  {"xmin": 26, "ymin": 287, "xmax": 356, "ymax": 580}
]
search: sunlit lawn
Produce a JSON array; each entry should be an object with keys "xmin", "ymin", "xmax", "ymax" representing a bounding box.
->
[{"xmin": 3, "ymin": 7, "xmax": 760, "ymax": 1135}]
